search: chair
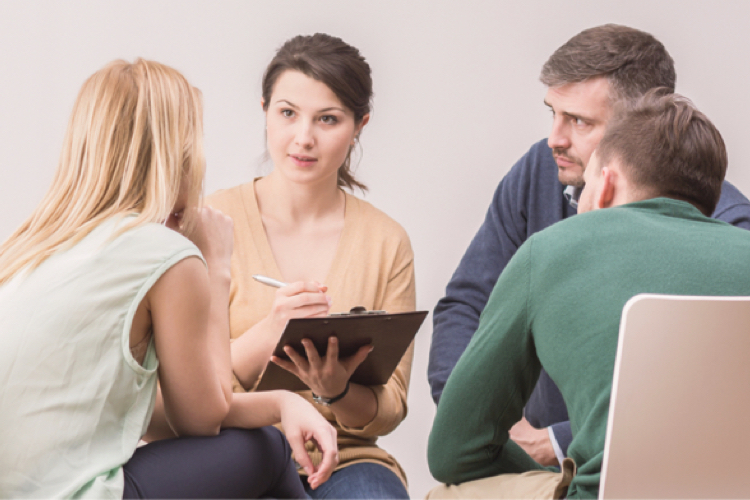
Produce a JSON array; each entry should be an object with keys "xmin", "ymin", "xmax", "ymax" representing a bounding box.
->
[{"xmin": 599, "ymin": 294, "xmax": 750, "ymax": 499}]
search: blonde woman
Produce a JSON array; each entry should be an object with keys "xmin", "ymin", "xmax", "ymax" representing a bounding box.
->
[
  {"xmin": 207, "ymin": 34, "xmax": 415, "ymax": 499},
  {"xmin": 0, "ymin": 59, "xmax": 335, "ymax": 499}
]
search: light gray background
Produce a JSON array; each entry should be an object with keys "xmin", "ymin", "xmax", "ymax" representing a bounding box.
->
[{"xmin": 2, "ymin": 1, "xmax": 748, "ymax": 497}]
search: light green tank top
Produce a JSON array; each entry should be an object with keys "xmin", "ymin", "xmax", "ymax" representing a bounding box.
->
[{"xmin": 0, "ymin": 217, "xmax": 203, "ymax": 498}]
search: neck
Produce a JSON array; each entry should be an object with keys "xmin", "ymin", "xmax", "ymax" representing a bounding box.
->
[{"xmin": 255, "ymin": 170, "xmax": 345, "ymax": 224}]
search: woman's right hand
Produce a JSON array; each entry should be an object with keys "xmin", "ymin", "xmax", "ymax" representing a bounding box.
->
[
  {"xmin": 266, "ymin": 281, "xmax": 332, "ymax": 334},
  {"xmin": 279, "ymin": 391, "xmax": 339, "ymax": 489}
]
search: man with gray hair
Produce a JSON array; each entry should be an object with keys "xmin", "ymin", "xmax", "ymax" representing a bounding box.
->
[
  {"xmin": 428, "ymin": 90, "xmax": 750, "ymax": 499},
  {"xmin": 428, "ymin": 24, "xmax": 750, "ymax": 465}
]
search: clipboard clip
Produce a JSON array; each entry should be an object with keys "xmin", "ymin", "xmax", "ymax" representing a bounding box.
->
[{"xmin": 329, "ymin": 306, "xmax": 387, "ymax": 317}]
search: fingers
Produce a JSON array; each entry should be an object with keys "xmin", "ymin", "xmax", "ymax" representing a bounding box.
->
[
  {"xmin": 326, "ymin": 336, "xmax": 339, "ymax": 364},
  {"xmin": 286, "ymin": 432, "xmax": 316, "ymax": 478},
  {"xmin": 184, "ymin": 206, "xmax": 234, "ymax": 265},
  {"xmin": 270, "ymin": 355, "xmax": 301, "ymax": 376},
  {"xmin": 339, "ymin": 344, "xmax": 374, "ymax": 374},
  {"xmin": 302, "ymin": 339, "xmax": 323, "ymax": 367},
  {"xmin": 269, "ymin": 283, "xmax": 331, "ymax": 326},
  {"xmin": 307, "ymin": 426, "xmax": 339, "ymax": 489},
  {"xmin": 280, "ymin": 281, "xmax": 328, "ymax": 296}
]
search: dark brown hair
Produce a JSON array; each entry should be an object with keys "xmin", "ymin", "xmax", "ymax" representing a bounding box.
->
[
  {"xmin": 596, "ymin": 89, "xmax": 727, "ymax": 216},
  {"xmin": 262, "ymin": 33, "xmax": 372, "ymax": 192},
  {"xmin": 540, "ymin": 24, "xmax": 676, "ymax": 103}
]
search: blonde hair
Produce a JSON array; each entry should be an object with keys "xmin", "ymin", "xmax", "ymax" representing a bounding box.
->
[{"xmin": 0, "ymin": 58, "xmax": 204, "ymax": 285}]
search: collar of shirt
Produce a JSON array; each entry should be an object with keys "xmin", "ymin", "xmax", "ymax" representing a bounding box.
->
[{"xmin": 563, "ymin": 185, "xmax": 583, "ymax": 209}]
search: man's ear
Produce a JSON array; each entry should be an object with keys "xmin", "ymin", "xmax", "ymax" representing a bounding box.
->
[{"xmin": 598, "ymin": 167, "xmax": 617, "ymax": 209}]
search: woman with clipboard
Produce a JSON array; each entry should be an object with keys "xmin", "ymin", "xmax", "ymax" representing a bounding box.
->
[{"xmin": 207, "ymin": 34, "xmax": 416, "ymax": 499}]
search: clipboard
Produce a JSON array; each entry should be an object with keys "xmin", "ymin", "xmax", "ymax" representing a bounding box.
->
[{"xmin": 255, "ymin": 309, "xmax": 428, "ymax": 392}]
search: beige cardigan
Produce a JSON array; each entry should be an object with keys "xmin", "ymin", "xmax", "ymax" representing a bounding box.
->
[{"xmin": 206, "ymin": 180, "xmax": 416, "ymax": 485}]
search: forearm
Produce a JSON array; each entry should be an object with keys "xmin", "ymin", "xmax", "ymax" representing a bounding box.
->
[
  {"xmin": 430, "ymin": 245, "xmax": 542, "ymax": 482},
  {"xmin": 338, "ymin": 342, "xmax": 413, "ymax": 437},
  {"xmin": 222, "ymin": 390, "xmax": 289, "ymax": 429},
  {"xmin": 147, "ymin": 389, "xmax": 303, "ymax": 439},
  {"xmin": 327, "ymin": 383, "xmax": 377, "ymax": 428},
  {"xmin": 429, "ymin": 300, "xmax": 482, "ymax": 404},
  {"xmin": 230, "ymin": 317, "xmax": 283, "ymax": 390}
]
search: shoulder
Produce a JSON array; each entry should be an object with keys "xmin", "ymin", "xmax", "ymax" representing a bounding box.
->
[
  {"xmin": 346, "ymin": 193, "xmax": 411, "ymax": 244},
  {"xmin": 717, "ymin": 180, "xmax": 750, "ymax": 205},
  {"xmin": 204, "ymin": 182, "xmax": 253, "ymax": 218},
  {"xmin": 714, "ymin": 180, "xmax": 750, "ymax": 229},
  {"xmin": 111, "ymin": 219, "xmax": 202, "ymax": 264},
  {"xmin": 506, "ymin": 138, "xmax": 557, "ymax": 177},
  {"xmin": 490, "ymin": 138, "xmax": 561, "ymax": 205},
  {"xmin": 344, "ymin": 193, "xmax": 414, "ymax": 269}
]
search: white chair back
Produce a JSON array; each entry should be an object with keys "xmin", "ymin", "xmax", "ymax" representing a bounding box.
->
[{"xmin": 599, "ymin": 294, "xmax": 750, "ymax": 499}]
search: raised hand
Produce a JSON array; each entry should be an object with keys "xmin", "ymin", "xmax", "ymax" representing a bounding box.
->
[{"xmin": 265, "ymin": 282, "xmax": 332, "ymax": 335}]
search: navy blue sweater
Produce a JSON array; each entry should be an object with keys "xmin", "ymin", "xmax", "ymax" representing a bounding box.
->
[{"xmin": 429, "ymin": 138, "xmax": 750, "ymax": 456}]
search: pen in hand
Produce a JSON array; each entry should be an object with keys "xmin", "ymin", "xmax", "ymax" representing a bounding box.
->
[{"xmin": 252, "ymin": 274, "xmax": 288, "ymax": 288}]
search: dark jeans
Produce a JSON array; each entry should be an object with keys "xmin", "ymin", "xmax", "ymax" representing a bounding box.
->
[
  {"xmin": 305, "ymin": 462, "xmax": 409, "ymax": 499},
  {"xmin": 122, "ymin": 427, "xmax": 307, "ymax": 499}
]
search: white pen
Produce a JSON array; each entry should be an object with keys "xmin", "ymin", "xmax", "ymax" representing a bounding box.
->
[{"xmin": 252, "ymin": 274, "xmax": 288, "ymax": 288}]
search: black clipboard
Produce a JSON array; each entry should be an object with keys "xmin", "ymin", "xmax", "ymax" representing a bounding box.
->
[{"xmin": 255, "ymin": 309, "xmax": 428, "ymax": 392}]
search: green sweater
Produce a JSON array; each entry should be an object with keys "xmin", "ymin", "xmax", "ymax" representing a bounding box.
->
[{"xmin": 428, "ymin": 198, "xmax": 750, "ymax": 499}]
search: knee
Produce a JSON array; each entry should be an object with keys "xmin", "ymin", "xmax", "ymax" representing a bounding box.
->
[{"xmin": 223, "ymin": 426, "xmax": 292, "ymax": 458}]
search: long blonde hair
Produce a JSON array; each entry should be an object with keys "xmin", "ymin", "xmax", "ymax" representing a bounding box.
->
[{"xmin": 0, "ymin": 58, "xmax": 204, "ymax": 285}]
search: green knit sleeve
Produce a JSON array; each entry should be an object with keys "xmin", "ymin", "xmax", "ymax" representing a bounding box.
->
[{"xmin": 428, "ymin": 240, "xmax": 550, "ymax": 484}]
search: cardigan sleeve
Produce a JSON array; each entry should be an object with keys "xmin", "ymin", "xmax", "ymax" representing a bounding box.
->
[{"xmin": 337, "ymin": 228, "xmax": 416, "ymax": 438}]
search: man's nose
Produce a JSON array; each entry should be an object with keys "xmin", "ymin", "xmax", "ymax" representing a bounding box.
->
[{"xmin": 548, "ymin": 118, "xmax": 571, "ymax": 151}]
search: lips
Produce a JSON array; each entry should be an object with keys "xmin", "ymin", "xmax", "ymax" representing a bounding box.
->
[
  {"xmin": 554, "ymin": 155, "xmax": 579, "ymax": 168},
  {"xmin": 289, "ymin": 154, "xmax": 318, "ymax": 167}
]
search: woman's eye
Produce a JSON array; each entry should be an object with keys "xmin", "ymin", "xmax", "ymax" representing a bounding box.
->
[
  {"xmin": 281, "ymin": 109, "xmax": 294, "ymax": 118},
  {"xmin": 320, "ymin": 115, "xmax": 338, "ymax": 124}
]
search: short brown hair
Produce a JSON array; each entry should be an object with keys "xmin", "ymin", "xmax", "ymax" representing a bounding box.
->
[
  {"xmin": 540, "ymin": 24, "xmax": 676, "ymax": 103},
  {"xmin": 262, "ymin": 33, "xmax": 372, "ymax": 192},
  {"xmin": 596, "ymin": 89, "xmax": 727, "ymax": 216}
]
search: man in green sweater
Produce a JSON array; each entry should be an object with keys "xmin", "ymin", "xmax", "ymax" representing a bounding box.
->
[{"xmin": 427, "ymin": 90, "xmax": 750, "ymax": 499}]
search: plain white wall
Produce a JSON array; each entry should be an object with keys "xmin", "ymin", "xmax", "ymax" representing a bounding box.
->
[{"xmin": 2, "ymin": 1, "xmax": 749, "ymax": 497}]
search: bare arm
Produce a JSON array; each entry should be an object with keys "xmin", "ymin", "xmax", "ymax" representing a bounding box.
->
[
  {"xmin": 147, "ymin": 207, "xmax": 234, "ymax": 436},
  {"xmin": 145, "ymin": 386, "xmax": 340, "ymax": 489}
]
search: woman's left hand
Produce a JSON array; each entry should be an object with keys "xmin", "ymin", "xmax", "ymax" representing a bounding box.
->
[{"xmin": 271, "ymin": 337, "xmax": 372, "ymax": 399}]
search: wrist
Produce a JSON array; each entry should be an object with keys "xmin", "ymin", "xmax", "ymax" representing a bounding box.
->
[
  {"xmin": 312, "ymin": 381, "xmax": 350, "ymax": 407},
  {"xmin": 275, "ymin": 390, "xmax": 302, "ymax": 420}
]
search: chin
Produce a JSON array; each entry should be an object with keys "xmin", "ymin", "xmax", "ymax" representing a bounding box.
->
[{"xmin": 557, "ymin": 169, "xmax": 584, "ymax": 187}]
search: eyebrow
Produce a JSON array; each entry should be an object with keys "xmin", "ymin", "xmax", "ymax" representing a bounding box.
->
[{"xmin": 274, "ymin": 99, "xmax": 346, "ymax": 113}]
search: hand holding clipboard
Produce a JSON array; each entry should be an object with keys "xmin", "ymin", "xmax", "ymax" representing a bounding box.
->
[{"xmin": 252, "ymin": 275, "xmax": 427, "ymax": 392}]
